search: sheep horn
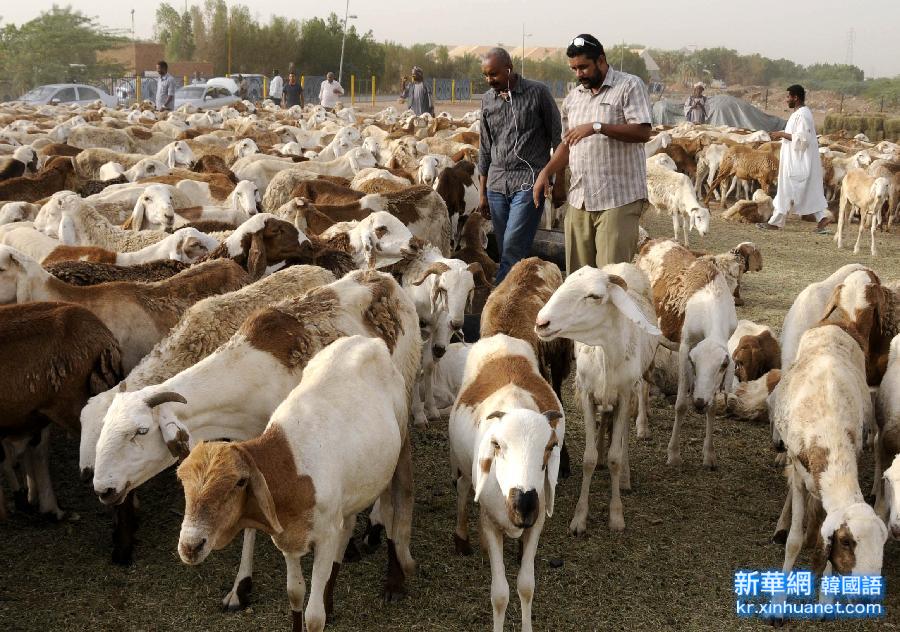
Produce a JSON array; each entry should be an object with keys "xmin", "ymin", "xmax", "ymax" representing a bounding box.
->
[
  {"xmin": 145, "ymin": 391, "xmax": 187, "ymax": 408},
  {"xmin": 411, "ymin": 262, "xmax": 450, "ymax": 286}
]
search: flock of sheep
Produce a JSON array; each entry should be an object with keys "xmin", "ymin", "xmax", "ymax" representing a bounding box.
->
[{"xmin": 0, "ymin": 92, "xmax": 898, "ymax": 631}]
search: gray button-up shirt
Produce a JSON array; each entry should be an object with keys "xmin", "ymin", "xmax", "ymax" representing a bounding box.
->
[
  {"xmin": 561, "ymin": 68, "xmax": 652, "ymax": 211},
  {"xmin": 478, "ymin": 77, "xmax": 561, "ymax": 196},
  {"xmin": 156, "ymin": 73, "xmax": 177, "ymax": 111}
]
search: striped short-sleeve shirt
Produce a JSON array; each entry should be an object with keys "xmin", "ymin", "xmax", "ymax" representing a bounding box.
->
[{"xmin": 561, "ymin": 68, "xmax": 652, "ymax": 211}]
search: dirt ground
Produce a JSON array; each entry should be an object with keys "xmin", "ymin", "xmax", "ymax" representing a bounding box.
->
[{"xmin": 2, "ymin": 204, "xmax": 900, "ymax": 631}]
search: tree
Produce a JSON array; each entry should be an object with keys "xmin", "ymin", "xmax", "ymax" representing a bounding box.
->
[
  {"xmin": 0, "ymin": 5, "xmax": 126, "ymax": 95},
  {"xmin": 154, "ymin": 3, "xmax": 194, "ymax": 61}
]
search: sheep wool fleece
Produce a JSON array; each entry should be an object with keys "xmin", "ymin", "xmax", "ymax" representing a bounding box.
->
[{"xmin": 564, "ymin": 199, "xmax": 647, "ymax": 274}]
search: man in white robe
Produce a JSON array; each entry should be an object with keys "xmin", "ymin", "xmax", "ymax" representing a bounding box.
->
[{"xmin": 758, "ymin": 85, "xmax": 830, "ymax": 233}]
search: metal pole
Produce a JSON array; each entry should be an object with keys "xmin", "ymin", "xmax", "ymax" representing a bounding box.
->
[
  {"xmin": 338, "ymin": 0, "xmax": 350, "ymax": 84},
  {"xmin": 522, "ymin": 24, "xmax": 525, "ymax": 78},
  {"xmin": 227, "ymin": 7, "xmax": 232, "ymax": 76}
]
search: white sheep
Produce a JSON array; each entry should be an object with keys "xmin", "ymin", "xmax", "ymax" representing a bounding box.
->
[
  {"xmin": 449, "ymin": 333, "xmax": 564, "ymax": 632},
  {"xmin": 535, "ymin": 264, "xmax": 662, "ymax": 533},
  {"xmin": 779, "ymin": 263, "xmax": 870, "ymax": 369},
  {"xmin": 770, "ymin": 323, "xmax": 888, "ymax": 580},
  {"xmin": 176, "ymin": 335, "xmax": 410, "ymax": 631},
  {"xmin": 91, "ymin": 270, "xmax": 420, "ymax": 609},
  {"xmin": 835, "ymin": 169, "xmax": 891, "ymax": 256},
  {"xmin": 875, "ymin": 334, "xmax": 900, "ymax": 538},
  {"xmin": 646, "ymin": 161, "xmax": 710, "ymax": 246},
  {"xmin": 637, "ymin": 239, "xmax": 737, "ymax": 468},
  {"xmin": 74, "ymin": 140, "xmax": 195, "ymax": 180}
]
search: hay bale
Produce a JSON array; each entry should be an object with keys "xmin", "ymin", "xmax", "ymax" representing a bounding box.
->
[{"xmin": 886, "ymin": 118, "xmax": 900, "ymax": 141}]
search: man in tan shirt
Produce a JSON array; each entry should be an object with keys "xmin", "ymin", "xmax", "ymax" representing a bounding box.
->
[{"xmin": 534, "ymin": 34, "xmax": 652, "ymax": 273}]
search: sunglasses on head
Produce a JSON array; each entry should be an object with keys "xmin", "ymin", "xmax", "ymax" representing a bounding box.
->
[{"xmin": 570, "ymin": 37, "xmax": 599, "ymax": 48}]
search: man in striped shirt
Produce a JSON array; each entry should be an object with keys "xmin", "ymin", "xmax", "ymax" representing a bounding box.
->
[{"xmin": 534, "ymin": 34, "xmax": 652, "ymax": 273}]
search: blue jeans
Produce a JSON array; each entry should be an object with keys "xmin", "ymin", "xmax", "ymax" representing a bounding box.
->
[{"xmin": 487, "ymin": 189, "xmax": 542, "ymax": 284}]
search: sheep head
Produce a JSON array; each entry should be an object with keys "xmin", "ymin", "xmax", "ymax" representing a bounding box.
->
[
  {"xmin": 688, "ymin": 339, "xmax": 731, "ymax": 413},
  {"xmin": 177, "ymin": 439, "xmax": 284, "ymax": 567},
  {"xmin": 130, "ymin": 184, "xmax": 176, "ymax": 232},
  {"xmin": 817, "ymin": 503, "xmax": 887, "ymax": 576},
  {"xmin": 688, "ymin": 207, "xmax": 711, "ymax": 236},
  {"xmin": 535, "ymin": 266, "xmax": 660, "ymax": 346},
  {"xmin": 883, "ymin": 456, "xmax": 900, "ymax": 540},
  {"xmin": 93, "ymin": 389, "xmax": 190, "ymax": 507},
  {"xmin": 231, "ymin": 180, "xmax": 261, "ymax": 215},
  {"xmin": 474, "ymin": 409, "xmax": 565, "ymax": 524},
  {"xmin": 349, "ymin": 211, "xmax": 416, "ymax": 270}
]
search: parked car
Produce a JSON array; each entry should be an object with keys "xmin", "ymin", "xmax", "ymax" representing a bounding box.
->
[
  {"xmin": 15, "ymin": 83, "xmax": 118, "ymax": 107},
  {"xmin": 173, "ymin": 83, "xmax": 240, "ymax": 109},
  {"xmin": 113, "ymin": 77, "xmax": 157, "ymax": 105}
]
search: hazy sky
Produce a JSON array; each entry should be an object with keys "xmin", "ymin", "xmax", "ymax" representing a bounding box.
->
[{"xmin": 3, "ymin": 1, "xmax": 899, "ymax": 77}]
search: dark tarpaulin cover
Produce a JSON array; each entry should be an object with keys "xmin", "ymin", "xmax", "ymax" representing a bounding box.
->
[{"xmin": 652, "ymin": 95, "xmax": 786, "ymax": 131}]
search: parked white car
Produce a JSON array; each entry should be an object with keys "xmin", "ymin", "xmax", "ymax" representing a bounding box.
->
[
  {"xmin": 174, "ymin": 82, "xmax": 240, "ymax": 109},
  {"xmin": 15, "ymin": 84, "xmax": 118, "ymax": 107}
]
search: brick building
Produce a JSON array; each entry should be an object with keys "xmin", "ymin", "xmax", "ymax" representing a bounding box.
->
[{"xmin": 99, "ymin": 42, "xmax": 213, "ymax": 79}]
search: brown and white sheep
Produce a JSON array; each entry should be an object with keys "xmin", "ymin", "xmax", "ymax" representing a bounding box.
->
[{"xmin": 0, "ymin": 248, "xmax": 248, "ymax": 371}]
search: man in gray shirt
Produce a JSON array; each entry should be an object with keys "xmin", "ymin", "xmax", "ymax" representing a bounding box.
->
[
  {"xmin": 155, "ymin": 61, "xmax": 176, "ymax": 112},
  {"xmin": 401, "ymin": 67, "xmax": 434, "ymax": 116},
  {"xmin": 477, "ymin": 48, "xmax": 561, "ymax": 283}
]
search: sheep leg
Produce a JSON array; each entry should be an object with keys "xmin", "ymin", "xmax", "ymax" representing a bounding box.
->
[
  {"xmin": 569, "ymin": 391, "xmax": 598, "ymax": 536},
  {"xmin": 671, "ymin": 211, "xmax": 680, "ymax": 243},
  {"xmin": 870, "ymin": 210, "xmax": 878, "ymax": 256},
  {"xmin": 702, "ymin": 404, "xmax": 717, "ymax": 470},
  {"xmin": 635, "ymin": 379, "xmax": 651, "ymax": 439},
  {"xmin": 410, "ymin": 379, "xmax": 428, "ymax": 428},
  {"xmin": 782, "ymin": 466, "xmax": 806, "ymax": 574},
  {"xmin": 872, "ymin": 435, "xmax": 885, "ymax": 515},
  {"xmin": 305, "ymin": 529, "xmax": 341, "ymax": 632},
  {"xmin": 384, "ymin": 433, "xmax": 415, "ymax": 600},
  {"xmin": 667, "ymin": 347, "xmax": 691, "ymax": 467},
  {"xmin": 28, "ymin": 427, "xmax": 64, "ymax": 520},
  {"xmin": 607, "ymin": 398, "xmax": 629, "ymax": 532},
  {"xmin": 454, "ymin": 474, "xmax": 473, "ymax": 555},
  {"xmin": 422, "ymin": 352, "xmax": 440, "ymax": 421},
  {"xmin": 773, "ymin": 486, "xmax": 792, "ymax": 544},
  {"xmin": 222, "ymin": 529, "xmax": 256, "ymax": 611},
  {"xmin": 481, "ymin": 516, "xmax": 509, "ymax": 632},
  {"xmin": 326, "ymin": 520, "xmax": 355, "ymax": 618},
  {"xmin": 621, "ymin": 424, "xmax": 632, "ymax": 491},
  {"xmin": 516, "ymin": 519, "xmax": 544, "ymax": 632},
  {"xmin": 834, "ymin": 198, "xmax": 847, "ymax": 247},
  {"xmin": 852, "ymin": 210, "xmax": 866, "ymax": 254},
  {"xmin": 283, "ymin": 551, "xmax": 307, "ymax": 632}
]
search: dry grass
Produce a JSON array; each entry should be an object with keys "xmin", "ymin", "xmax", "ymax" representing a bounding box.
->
[{"xmin": 2, "ymin": 206, "xmax": 900, "ymax": 631}]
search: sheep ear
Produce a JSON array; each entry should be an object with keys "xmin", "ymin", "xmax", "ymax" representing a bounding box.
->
[
  {"xmin": 606, "ymin": 274, "xmax": 627, "ymax": 291},
  {"xmin": 246, "ymin": 231, "xmax": 267, "ymax": 280},
  {"xmin": 473, "ymin": 430, "xmax": 498, "ymax": 503},
  {"xmin": 59, "ymin": 216, "xmax": 77, "ymax": 245},
  {"xmin": 132, "ymin": 196, "xmax": 149, "ymax": 231},
  {"xmin": 545, "ymin": 443, "xmax": 560, "ymax": 518},
  {"xmin": 250, "ymin": 461, "xmax": 283, "ymax": 534},
  {"xmin": 467, "ymin": 262, "xmax": 493, "ymax": 288},
  {"xmin": 608, "ymin": 284, "xmax": 661, "ymax": 336},
  {"xmin": 348, "ymin": 152, "xmax": 360, "ymax": 173},
  {"xmin": 158, "ymin": 415, "xmax": 191, "ymax": 461},
  {"xmin": 166, "ymin": 146, "xmax": 178, "ymax": 168},
  {"xmin": 821, "ymin": 284, "xmax": 844, "ymax": 320}
]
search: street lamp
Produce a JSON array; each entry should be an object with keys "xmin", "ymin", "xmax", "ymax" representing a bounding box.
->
[
  {"xmin": 338, "ymin": 1, "xmax": 358, "ymax": 84},
  {"xmin": 522, "ymin": 25, "xmax": 532, "ymax": 78}
]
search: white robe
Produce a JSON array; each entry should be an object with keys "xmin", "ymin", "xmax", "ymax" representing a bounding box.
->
[{"xmin": 772, "ymin": 106, "xmax": 827, "ymax": 216}]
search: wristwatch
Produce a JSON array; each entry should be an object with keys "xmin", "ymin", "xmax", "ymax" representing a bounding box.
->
[{"xmin": 592, "ymin": 122, "xmax": 603, "ymax": 135}]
